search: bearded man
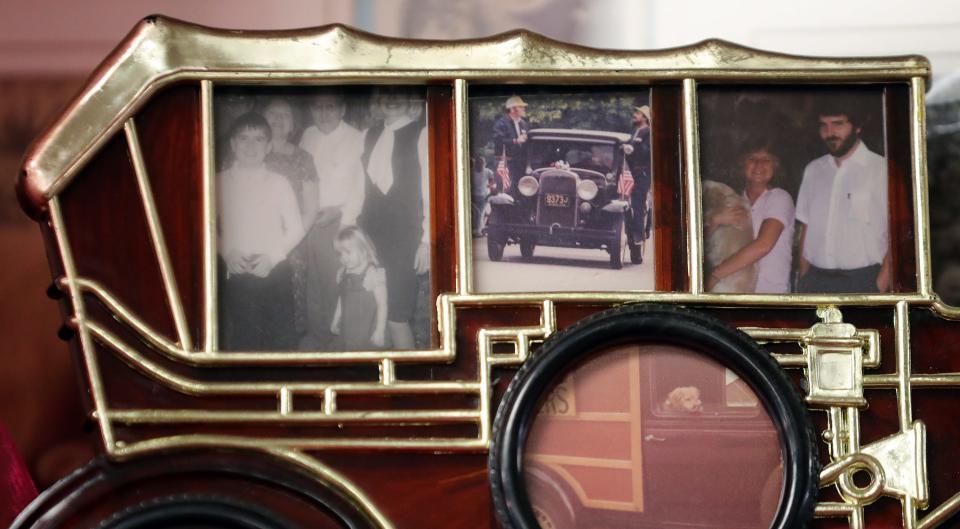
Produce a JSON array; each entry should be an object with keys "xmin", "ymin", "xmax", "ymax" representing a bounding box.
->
[{"xmin": 795, "ymin": 97, "xmax": 890, "ymax": 293}]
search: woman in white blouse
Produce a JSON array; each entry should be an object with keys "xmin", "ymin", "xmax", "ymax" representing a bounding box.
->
[{"xmin": 706, "ymin": 140, "xmax": 796, "ymax": 294}]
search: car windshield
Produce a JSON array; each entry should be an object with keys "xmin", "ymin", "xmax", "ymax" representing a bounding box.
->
[{"xmin": 528, "ymin": 139, "xmax": 617, "ymax": 173}]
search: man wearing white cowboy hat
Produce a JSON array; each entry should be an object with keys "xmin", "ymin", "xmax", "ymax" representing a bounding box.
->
[{"xmin": 491, "ymin": 95, "xmax": 531, "ymax": 194}]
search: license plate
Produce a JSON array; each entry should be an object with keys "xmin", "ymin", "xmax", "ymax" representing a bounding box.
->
[{"xmin": 544, "ymin": 193, "xmax": 571, "ymax": 207}]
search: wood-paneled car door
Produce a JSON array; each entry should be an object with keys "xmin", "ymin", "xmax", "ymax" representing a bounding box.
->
[{"xmin": 639, "ymin": 352, "xmax": 784, "ymax": 529}]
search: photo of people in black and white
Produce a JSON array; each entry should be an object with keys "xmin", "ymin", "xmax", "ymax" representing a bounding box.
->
[
  {"xmin": 214, "ymin": 86, "xmax": 431, "ymax": 352},
  {"xmin": 469, "ymin": 87, "xmax": 655, "ymax": 293},
  {"xmin": 699, "ymin": 87, "xmax": 890, "ymax": 294}
]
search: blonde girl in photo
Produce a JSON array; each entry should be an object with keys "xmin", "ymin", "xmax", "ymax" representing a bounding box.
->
[{"xmin": 330, "ymin": 227, "xmax": 388, "ymax": 349}]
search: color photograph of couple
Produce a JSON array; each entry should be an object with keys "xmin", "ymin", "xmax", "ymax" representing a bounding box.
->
[{"xmin": 699, "ymin": 87, "xmax": 892, "ymax": 295}]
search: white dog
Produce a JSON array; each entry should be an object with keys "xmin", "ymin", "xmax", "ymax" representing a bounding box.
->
[
  {"xmin": 702, "ymin": 180, "xmax": 757, "ymax": 293},
  {"xmin": 663, "ymin": 386, "xmax": 703, "ymax": 413}
]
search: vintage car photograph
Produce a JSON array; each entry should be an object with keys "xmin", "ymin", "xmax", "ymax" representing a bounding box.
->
[{"xmin": 470, "ymin": 89, "xmax": 655, "ymax": 292}]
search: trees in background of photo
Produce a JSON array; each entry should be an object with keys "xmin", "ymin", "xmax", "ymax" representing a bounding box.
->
[{"xmin": 470, "ymin": 89, "xmax": 646, "ymax": 163}]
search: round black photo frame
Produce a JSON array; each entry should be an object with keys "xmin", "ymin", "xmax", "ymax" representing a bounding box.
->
[{"xmin": 489, "ymin": 304, "xmax": 819, "ymax": 529}]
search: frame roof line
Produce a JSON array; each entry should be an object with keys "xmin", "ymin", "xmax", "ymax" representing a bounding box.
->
[{"xmin": 17, "ymin": 15, "xmax": 931, "ymax": 218}]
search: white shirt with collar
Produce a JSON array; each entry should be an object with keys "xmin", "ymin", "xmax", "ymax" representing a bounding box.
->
[
  {"xmin": 365, "ymin": 115, "xmax": 431, "ymax": 244},
  {"xmin": 795, "ymin": 141, "xmax": 889, "ymax": 270},
  {"xmin": 299, "ymin": 120, "xmax": 365, "ymax": 225},
  {"xmin": 512, "ymin": 116, "xmax": 523, "ymax": 138}
]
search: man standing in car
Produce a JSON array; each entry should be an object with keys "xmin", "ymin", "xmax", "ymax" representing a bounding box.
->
[
  {"xmin": 492, "ymin": 96, "xmax": 530, "ymax": 194},
  {"xmin": 795, "ymin": 96, "xmax": 890, "ymax": 293}
]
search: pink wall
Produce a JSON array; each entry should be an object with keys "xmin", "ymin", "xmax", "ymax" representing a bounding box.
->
[{"xmin": 0, "ymin": 1, "xmax": 354, "ymax": 74}]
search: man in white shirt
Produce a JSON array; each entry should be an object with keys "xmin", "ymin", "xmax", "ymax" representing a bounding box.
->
[
  {"xmin": 795, "ymin": 98, "xmax": 891, "ymax": 293},
  {"xmin": 218, "ymin": 112, "xmax": 305, "ymax": 350},
  {"xmin": 298, "ymin": 90, "xmax": 365, "ymax": 349}
]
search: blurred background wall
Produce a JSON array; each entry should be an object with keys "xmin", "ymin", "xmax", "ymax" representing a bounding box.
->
[{"xmin": 1, "ymin": 0, "xmax": 958, "ymax": 490}]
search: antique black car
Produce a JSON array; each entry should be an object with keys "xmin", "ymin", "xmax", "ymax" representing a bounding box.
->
[{"xmin": 485, "ymin": 128, "xmax": 643, "ymax": 269}]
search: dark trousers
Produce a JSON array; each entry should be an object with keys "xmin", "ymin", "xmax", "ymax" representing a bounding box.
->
[
  {"xmin": 629, "ymin": 183, "xmax": 651, "ymax": 242},
  {"xmin": 300, "ymin": 209, "xmax": 342, "ymax": 349},
  {"xmin": 220, "ymin": 260, "xmax": 295, "ymax": 351},
  {"xmin": 797, "ymin": 263, "xmax": 882, "ymax": 293}
]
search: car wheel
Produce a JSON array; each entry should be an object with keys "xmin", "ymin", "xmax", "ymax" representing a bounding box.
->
[
  {"xmin": 488, "ymin": 235, "xmax": 505, "ymax": 262},
  {"xmin": 527, "ymin": 467, "xmax": 577, "ymax": 529},
  {"xmin": 626, "ymin": 220, "xmax": 643, "ymax": 265},
  {"xmin": 531, "ymin": 501, "xmax": 573, "ymax": 529},
  {"xmin": 519, "ymin": 238, "xmax": 536, "ymax": 260},
  {"xmin": 608, "ymin": 238, "xmax": 622, "ymax": 270},
  {"xmin": 12, "ymin": 451, "xmax": 384, "ymax": 529}
]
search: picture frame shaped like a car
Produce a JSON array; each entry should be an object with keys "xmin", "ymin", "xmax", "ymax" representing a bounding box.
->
[{"xmin": 18, "ymin": 16, "xmax": 960, "ymax": 529}]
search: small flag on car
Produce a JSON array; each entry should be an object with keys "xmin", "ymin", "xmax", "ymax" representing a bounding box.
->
[
  {"xmin": 618, "ymin": 159, "xmax": 634, "ymax": 197},
  {"xmin": 497, "ymin": 147, "xmax": 511, "ymax": 191}
]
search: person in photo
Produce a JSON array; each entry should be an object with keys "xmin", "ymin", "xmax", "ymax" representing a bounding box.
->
[
  {"xmin": 298, "ymin": 89, "xmax": 366, "ymax": 349},
  {"xmin": 795, "ymin": 97, "xmax": 890, "ymax": 293},
  {"xmin": 260, "ymin": 96, "xmax": 319, "ymax": 336},
  {"xmin": 706, "ymin": 140, "xmax": 795, "ymax": 293},
  {"xmin": 330, "ymin": 227, "xmax": 388, "ymax": 350},
  {"xmin": 471, "ymin": 156, "xmax": 493, "ymax": 236},
  {"xmin": 492, "ymin": 95, "xmax": 530, "ymax": 194},
  {"xmin": 625, "ymin": 104, "xmax": 653, "ymax": 261},
  {"xmin": 359, "ymin": 87, "xmax": 430, "ymax": 349},
  {"xmin": 214, "ymin": 91, "xmax": 255, "ymax": 171},
  {"xmin": 217, "ymin": 112, "xmax": 305, "ymax": 350}
]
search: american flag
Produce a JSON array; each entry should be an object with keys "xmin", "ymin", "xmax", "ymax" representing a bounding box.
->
[
  {"xmin": 618, "ymin": 159, "xmax": 634, "ymax": 197},
  {"xmin": 497, "ymin": 148, "xmax": 511, "ymax": 191}
]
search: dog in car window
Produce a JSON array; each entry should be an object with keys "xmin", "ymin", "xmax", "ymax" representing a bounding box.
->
[{"xmin": 662, "ymin": 386, "xmax": 703, "ymax": 413}]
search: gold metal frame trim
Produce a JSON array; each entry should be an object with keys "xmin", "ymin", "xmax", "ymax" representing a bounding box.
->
[
  {"xmin": 105, "ymin": 442, "xmax": 395, "ymax": 529},
  {"xmin": 453, "ymin": 79, "xmax": 472, "ymax": 295},
  {"xmin": 682, "ymin": 78, "xmax": 705, "ymax": 294},
  {"xmin": 49, "ymin": 197, "xmax": 115, "ymax": 450},
  {"xmin": 124, "ymin": 119, "xmax": 192, "ymax": 349},
  {"xmin": 201, "ymin": 80, "xmax": 218, "ymax": 353},
  {"xmin": 911, "ymin": 77, "xmax": 934, "ymax": 297},
  {"xmin": 18, "ymin": 16, "xmax": 930, "ymax": 216},
  {"xmin": 268, "ymin": 448, "xmax": 395, "ymax": 529},
  {"xmin": 794, "ymin": 303, "xmax": 960, "ymax": 529}
]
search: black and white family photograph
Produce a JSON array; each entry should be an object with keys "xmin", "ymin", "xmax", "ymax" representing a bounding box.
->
[
  {"xmin": 699, "ymin": 87, "xmax": 890, "ymax": 294},
  {"xmin": 469, "ymin": 88, "xmax": 655, "ymax": 293},
  {"xmin": 214, "ymin": 86, "xmax": 432, "ymax": 352}
]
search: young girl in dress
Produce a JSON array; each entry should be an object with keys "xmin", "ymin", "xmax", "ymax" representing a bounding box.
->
[{"xmin": 330, "ymin": 227, "xmax": 387, "ymax": 349}]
